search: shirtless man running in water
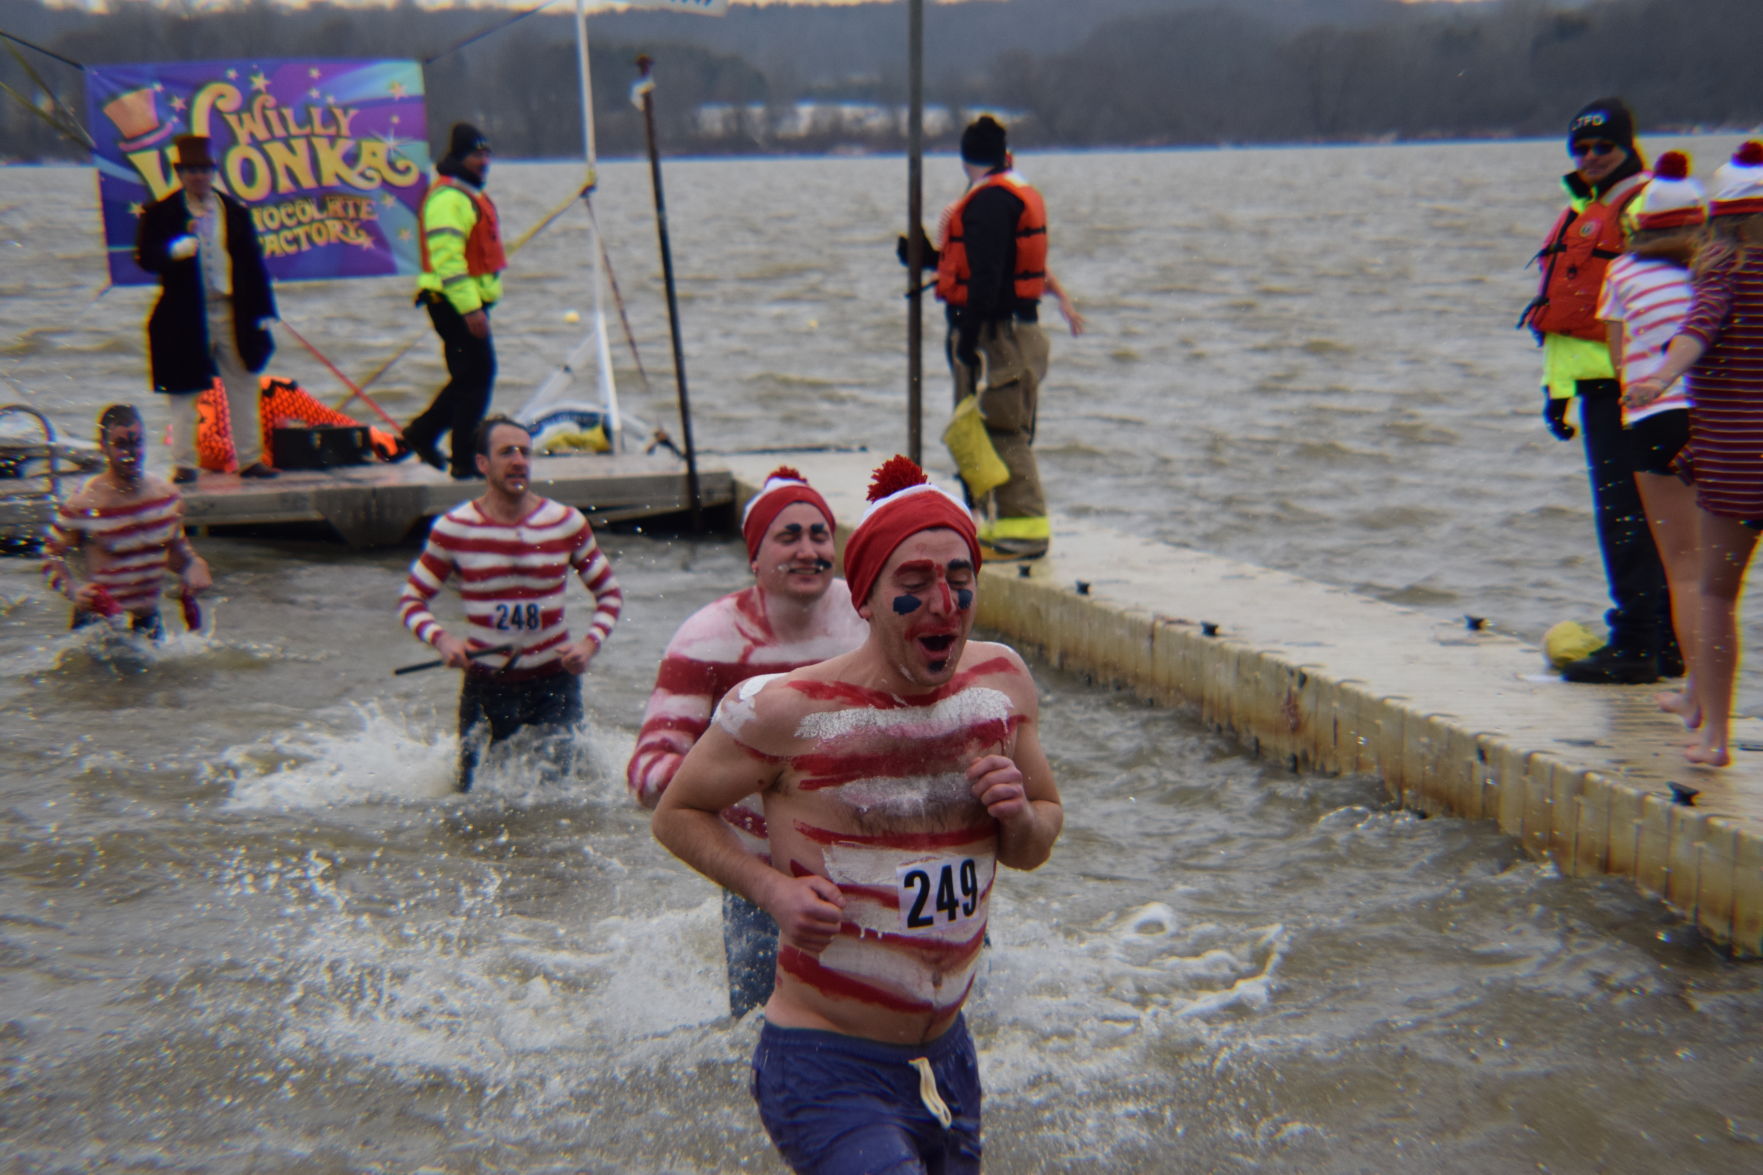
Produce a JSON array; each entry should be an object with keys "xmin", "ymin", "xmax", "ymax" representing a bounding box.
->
[
  {"xmin": 654, "ymin": 455, "xmax": 1063, "ymax": 1173},
  {"xmin": 42, "ymin": 403, "xmax": 211, "ymax": 637}
]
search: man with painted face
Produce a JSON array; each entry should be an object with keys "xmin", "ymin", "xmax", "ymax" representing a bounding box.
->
[
  {"xmin": 399, "ymin": 416, "xmax": 623, "ymax": 791},
  {"xmin": 629, "ymin": 467, "xmax": 868, "ymax": 1018},
  {"xmin": 42, "ymin": 404, "xmax": 211, "ymax": 637},
  {"xmin": 401, "ymin": 123, "xmax": 507, "ymax": 479},
  {"xmin": 654, "ymin": 455, "xmax": 1063, "ymax": 1174},
  {"xmin": 134, "ymin": 134, "xmax": 278, "ymax": 483},
  {"xmin": 1519, "ymin": 98, "xmax": 1677, "ymax": 684}
]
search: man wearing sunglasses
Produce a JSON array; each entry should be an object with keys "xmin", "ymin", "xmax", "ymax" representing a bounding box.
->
[
  {"xmin": 1519, "ymin": 98, "xmax": 1677, "ymax": 685},
  {"xmin": 135, "ymin": 134, "xmax": 280, "ymax": 484}
]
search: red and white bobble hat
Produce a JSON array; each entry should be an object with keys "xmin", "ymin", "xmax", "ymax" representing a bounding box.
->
[
  {"xmin": 1632, "ymin": 151, "xmax": 1707, "ymax": 230},
  {"xmin": 841, "ymin": 455, "xmax": 979, "ymax": 612},
  {"xmin": 740, "ymin": 465, "xmax": 834, "ymax": 561},
  {"xmin": 1711, "ymin": 140, "xmax": 1763, "ymax": 218}
]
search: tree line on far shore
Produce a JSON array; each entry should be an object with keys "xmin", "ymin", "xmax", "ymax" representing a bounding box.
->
[{"xmin": 1, "ymin": 0, "xmax": 1758, "ymax": 163}]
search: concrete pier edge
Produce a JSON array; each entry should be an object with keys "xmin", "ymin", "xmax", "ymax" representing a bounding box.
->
[{"xmin": 726, "ymin": 452, "xmax": 1763, "ymax": 957}]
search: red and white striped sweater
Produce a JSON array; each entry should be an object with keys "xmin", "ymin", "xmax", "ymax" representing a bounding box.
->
[{"xmin": 399, "ymin": 496, "xmax": 622, "ymax": 680}]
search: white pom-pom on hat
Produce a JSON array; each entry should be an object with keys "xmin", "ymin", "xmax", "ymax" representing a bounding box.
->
[
  {"xmin": 1632, "ymin": 151, "xmax": 1707, "ymax": 231},
  {"xmin": 1711, "ymin": 140, "xmax": 1763, "ymax": 218}
]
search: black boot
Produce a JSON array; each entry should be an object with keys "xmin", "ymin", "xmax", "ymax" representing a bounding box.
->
[{"xmin": 1561, "ymin": 645, "xmax": 1660, "ymax": 685}]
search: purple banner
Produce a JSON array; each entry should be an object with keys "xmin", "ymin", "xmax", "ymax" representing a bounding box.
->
[{"xmin": 86, "ymin": 58, "xmax": 430, "ymax": 286}]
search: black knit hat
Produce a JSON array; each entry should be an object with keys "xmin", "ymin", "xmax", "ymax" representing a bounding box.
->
[
  {"xmin": 448, "ymin": 122, "xmax": 490, "ymax": 158},
  {"xmin": 960, "ymin": 116, "xmax": 1007, "ymax": 167},
  {"xmin": 1567, "ymin": 98, "xmax": 1635, "ymax": 155}
]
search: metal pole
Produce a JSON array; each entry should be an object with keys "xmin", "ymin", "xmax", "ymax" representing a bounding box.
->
[
  {"xmin": 905, "ymin": 0, "xmax": 925, "ymax": 466},
  {"xmin": 636, "ymin": 54, "xmax": 703, "ymax": 530},
  {"xmin": 574, "ymin": 0, "xmax": 623, "ymax": 450}
]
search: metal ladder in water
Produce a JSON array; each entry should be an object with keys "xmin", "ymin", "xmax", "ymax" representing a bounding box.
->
[{"xmin": 0, "ymin": 403, "xmax": 64, "ymax": 553}]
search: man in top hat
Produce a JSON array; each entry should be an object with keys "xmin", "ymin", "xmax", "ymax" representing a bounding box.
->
[
  {"xmin": 1518, "ymin": 97, "xmax": 1676, "ymax": 684},
  {"xmin": 654, "ymin": 455, "xmax": 1063, "ymax": 1172},
  {"xmin": 135, "ymin": 134, "xmax": 279, "ymax": 483},
  {"xmin": 628, "ymin": 466, "xmax": 868, "ymax": 1019},
  {"xmin": 401, "ymin": 123, "xmax": 507, "ymax": 480}
]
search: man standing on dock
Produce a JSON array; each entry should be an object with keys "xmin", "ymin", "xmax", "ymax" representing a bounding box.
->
[
  {"xmin": 398, "ymin": 416, "xmax": 623, "ymax": 791},
  {"xmin": 42, "ymin": 404, "xmax": 211, "ymax": 637},
  {"xmin": 1519, "ymin": 98, "xmax": 1677, "ymax": 684},
  {"xmin": 402, "ymin": 123, "xmax": 506, "ymax": 480},
  {"xmin": 934, "ymin": 115, "xmax": 1055, "ymax": 562},
  {"xmin": 628, "ymin": 467, "xmax": 868, "ymax": 1018},
  {"xmin": 654, "ymin": 455, "xmax": 1063, "ymax": 1172},
  {"xmin": 135, "ymin": 134, "xmax": 278, "ymax": 483}
]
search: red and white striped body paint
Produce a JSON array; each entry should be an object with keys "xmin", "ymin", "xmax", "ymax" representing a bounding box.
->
[
  {"xmin": 715, "ymin": 651, "xmax": 1027, "ymax": 1038},
  {"xmin": 627, "ymin": 580, "xmax": 867, "ymax": 853},
  {"xmin": 43, "ymin": 489, "xmax": 185, "ymax": 618}
]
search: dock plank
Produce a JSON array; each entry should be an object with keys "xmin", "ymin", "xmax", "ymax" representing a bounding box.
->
[{"xmin": 3, "ymin": 451, "xmax": 733, "ymax": 547}]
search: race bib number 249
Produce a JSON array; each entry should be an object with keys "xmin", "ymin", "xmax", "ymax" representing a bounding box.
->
[{"xmin": 896, "ymin": 856, "xmax": 982, "ymax": 931}]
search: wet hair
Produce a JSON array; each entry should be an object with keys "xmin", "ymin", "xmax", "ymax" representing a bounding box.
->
[
  {"xmin": 1624, "ymin": 224, "xmax": 1704, "ymax": 269},
  {"xmin": 473, "ymin": 414, "xmax": 529, "ymax": 457},
  {"xmin": 97, "ymin": 403, "xmax": 142, "ymax": 437}
]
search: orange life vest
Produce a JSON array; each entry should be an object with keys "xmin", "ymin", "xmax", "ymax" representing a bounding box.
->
[
  {"xmin": 935, "ymin": 170, "xmax": 1048, "ymax": 308},
  {"xmin": 418, "ymin": 177, "xmax": 507, "ymax": 277},
  {"xmin": 1523, "ymin": 173, "xmax": 1647, "ymax": 342}
]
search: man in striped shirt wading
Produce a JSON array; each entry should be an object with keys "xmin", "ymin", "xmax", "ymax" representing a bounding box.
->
[
  {"xmin": 628, "ymin": 467, "xmax": 868, "ymax": 1019},
  {"xmin": 43, "ymin": 404, "xmax": 211, "ymax": 639},
  {"xmin": 654, "ymin": 456, "xmax": 1063, "ymax": 1174},
  {"xmin": 399, "ymin": 417, "xmax": 623, "ymax": 791}
]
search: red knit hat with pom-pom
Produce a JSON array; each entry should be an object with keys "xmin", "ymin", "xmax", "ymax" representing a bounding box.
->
[
  {"xmin": 1632, "ymin": 151, "xmax": 1707, "ymax": 231},
  {"xmin": 1712, "ymin": 141, "xmax": 1763, "ymax": 218},
  {"xmin": 741, "ymin": 466, "xmax": 834, "ymax": 561},
  {"xmin": 841, "ymin": 455, "xmax": 980, "ymax": 611}
]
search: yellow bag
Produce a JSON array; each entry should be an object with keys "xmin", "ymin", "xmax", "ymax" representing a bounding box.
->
[{"xmin": 942, "ymin": 395, "xmax": 1009, "ymax": 499}]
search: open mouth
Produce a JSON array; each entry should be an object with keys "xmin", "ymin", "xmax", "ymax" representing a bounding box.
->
[{"xmin": 918, "ymin": 633, "xmax": 956, "ymax": 654}]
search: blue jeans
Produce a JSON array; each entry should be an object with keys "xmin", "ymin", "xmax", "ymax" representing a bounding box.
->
[{"xmin": 456, "ymin": 669, "xmax": 581, "ymax": 792}]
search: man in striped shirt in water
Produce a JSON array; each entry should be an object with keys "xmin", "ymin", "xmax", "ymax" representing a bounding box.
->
[
  {"xmin": 399, "ymin": 416, "xmax": 623, "ymax": 791},
  {"xmin": 655, "ymin": 455, "xmax": 1063, "ymax": 1173},
  {"xmin": 43, "ymin": 404, "xmax": 211, "ymax": 638},
  {"xmin": 629, "ymin": 467, "xmax": 868, "ymax": 1019}
]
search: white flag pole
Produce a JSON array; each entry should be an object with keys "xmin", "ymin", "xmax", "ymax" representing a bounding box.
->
[{"xmin": 576, "ymin": 0, "xmax": 623, "ymax": 450}]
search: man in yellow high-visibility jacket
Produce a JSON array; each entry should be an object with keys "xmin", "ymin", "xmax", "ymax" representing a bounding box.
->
[{"xmin": 403, "ymin": 123, "xmax": 507, "ymax": 480}]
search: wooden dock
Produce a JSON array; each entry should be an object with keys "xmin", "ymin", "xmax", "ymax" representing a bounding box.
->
[
  {"xmin": 722, "ymin": 451, "xmax": 1763, "ymax": 957},
  {"xmin": 0, "ymin": 451, "xmax": 733, "ymax": 547}
]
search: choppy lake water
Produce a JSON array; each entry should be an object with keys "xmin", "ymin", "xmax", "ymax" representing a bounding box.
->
[{"xmin": 3, "ymin": 143, "xmax": 1761, "ymax": 1172}]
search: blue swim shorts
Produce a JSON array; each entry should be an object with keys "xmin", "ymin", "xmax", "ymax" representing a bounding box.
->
[{"xmin": 750, "ymin": 1015, "xmax": 982, "ymax": 1175}]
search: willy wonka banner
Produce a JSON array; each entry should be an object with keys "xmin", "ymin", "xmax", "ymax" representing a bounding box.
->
[{"xmin": 86, "ymin": 58, "xmax": 431, "ymax": 286}]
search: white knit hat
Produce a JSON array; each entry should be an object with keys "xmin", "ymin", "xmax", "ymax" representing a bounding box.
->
[
  {"xmin": 1711, "ymin": 140, "xmax": 1763, "ymax": 218},
  {"xmin": 1631, "ymin": 151, "xmax": 1706, "ymax": 230}
]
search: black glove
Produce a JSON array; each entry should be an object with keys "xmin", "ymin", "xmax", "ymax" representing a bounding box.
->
[
  {"xmin": 1543, "ymin": 396, "xmax": 1575, "ymax": 442},
  {"xmin": 896, "ymin": 232, "xmax": 938, "ymax": 270}
]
